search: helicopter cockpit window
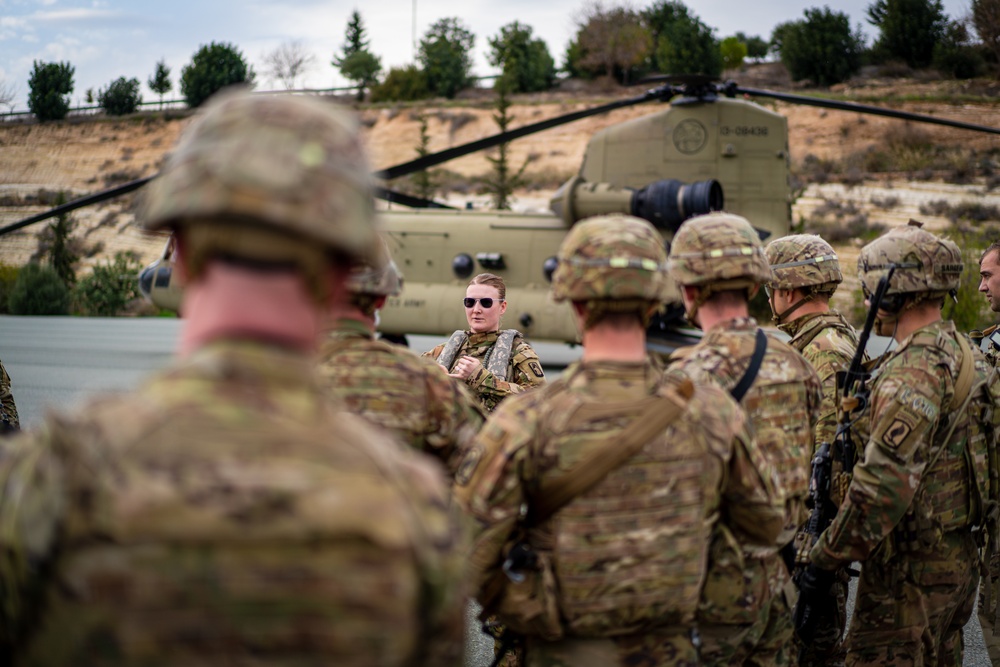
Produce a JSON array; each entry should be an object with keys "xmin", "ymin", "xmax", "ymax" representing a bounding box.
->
[
  {"xmin": 476, "ymin": 253, "xmax": 506, "ymax": 271},
  {"xmin": 155, "ymin": 266, "xmax": 172, "ymax": 288}
]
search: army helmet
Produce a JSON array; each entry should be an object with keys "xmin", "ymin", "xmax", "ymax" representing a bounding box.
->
[
  {"xmin": 139, "ymin": 90, "xmax": 379, "ymax": 266},
  {"xmin": 766, "ymin": 234, "xmax": 842, "ymax": 293},
  {"xmin": 667, "ymin": 212, "xmax": 772, "ymax": 288},
  {"xmin": 551, "ymin": 213, "xmax": 670, "ymax": 303},
  {"xmin": 347, "ymin": 236, "xmax": 404, "ymax": 296},
  {"xmin": 858, "ymin": 220, "xmax": 962, "ymax": 298}
]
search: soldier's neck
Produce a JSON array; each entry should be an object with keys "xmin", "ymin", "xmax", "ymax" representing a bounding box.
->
[
  {"xmin": 178, "ymin": 262, "xmax": 321, "ymax": 357},
  {"xmin": 698, "ymin": 302, "xmax": 750, "ymax": 332},
  {"xmin": 892, "ymin": 305, "xmax": 942, "ymax": 343},
  {"xmin": 580, "ymin": 323, "xmax": 647, "ymax": 363}
]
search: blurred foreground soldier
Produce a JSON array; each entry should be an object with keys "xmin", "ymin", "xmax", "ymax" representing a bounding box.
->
[
  {"xmin": 0, "ymin": 92, "xmax": 465, "ymax": 666},
  {"xmin": 667, "ymin": 213, "xmax": 822, "ymax": 666},
  {"xmin": 808, "ymin": 221, "xmax": 999, "ymax": 666},
  {"xmin": 456, "ymin": 214, "xmax": 783, "ymax": 667},
  {"xmin": 318, "ymin": 240, "xmax": 485, "ymax": 477},
  {"xmin": 765, "ymin": 234, "xmax": 861, "ymax": 667},
  {"xmin": 0, "ymin": 359, "xmax": 18, "ymax": 433},
  {"xmin": 974, "ymin": 240, "xmax": 1000, "ymax": 367},
  {"xmin": 975, "ymin": 239, "xmax": 1000, "ymax": 664}
]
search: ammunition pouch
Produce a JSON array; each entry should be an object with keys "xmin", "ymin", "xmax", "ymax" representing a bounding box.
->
[{"xmin": 480, "ymin": 531, "xmax": 563, "ymax": 641}]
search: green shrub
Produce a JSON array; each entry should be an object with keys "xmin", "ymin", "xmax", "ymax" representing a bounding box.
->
[
  {"xmin": 72, "ymin": 252, "xmax": 143, "ymax": 316},
  {"xmin": 0, "ymin": 264, "xmax": 20, "ymax": 314},
  {"xmin": 369, "ymin": 65, "xmax": 430, "ymax": 102},
  {"xmin": 180, "ymin": 42, "xmax": 255, "ymax": 108},
  {"xmin": 98, "ymin": 76, "xmax": 142, "ymax": 116},
  {"xmin": 8, "ymin": 263, "xmax": 70, "ymax": 315},
  {"xmin": 28, "ymin": 60, "xmax": 75, "ymax": 122}
]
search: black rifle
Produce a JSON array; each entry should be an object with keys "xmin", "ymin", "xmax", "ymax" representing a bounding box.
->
[{"xmin": 793, "ymin": 265, "xmax": 897, "ymax": 645}]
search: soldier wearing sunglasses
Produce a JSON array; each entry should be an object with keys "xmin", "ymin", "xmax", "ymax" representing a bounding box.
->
[{"xmin": 425, "ymin": 273, "xmax": 545, "ymax": 412}]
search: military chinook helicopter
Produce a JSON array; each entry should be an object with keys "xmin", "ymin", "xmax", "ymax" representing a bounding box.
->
[{"xmin": 4, "ymin": 77, "xmax": 1000, "ymax": 348}]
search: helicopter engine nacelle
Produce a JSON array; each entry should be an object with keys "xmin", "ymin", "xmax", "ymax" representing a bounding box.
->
[{"xmin": 549, "ymin": 176, "xmax": 723, "ymax": 233}]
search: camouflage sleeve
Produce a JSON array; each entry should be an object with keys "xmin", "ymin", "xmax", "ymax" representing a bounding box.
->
[
  {"xmin": 804, "ymin": 348, "xmax": 845, "ymax": 452},
  {"xmin": 451, "ymin": 393, "xmax": 539, "ymax": 600},
  {"xmin": 422, "ymin": 344, "xmax": 446, "ymax": 364},
  {"xmin": 725, "ymin": 421, "xmax": 785, "ymax": 548},
  {"xmin": 0, "ymin": 424, "xmax": 67, "ymax": 645},
  {"xmin": 702, "ymin": 384, "xmax": 784, "ymax": 547},
  {"xmin": 467, "ymin": 339, "xmax": 545, "ymax": 401},
  {"xmin": 388, "ymin": 450, "xmax": 470, "ymax": 666},
  {"xmin": 422, "ymin": 366, "xmax": 486, "ymax": 478},
  {"xmin": 0, "ymin": 362, "xmax": 19, "ymax": 431},
  {"xmin": 810, "ymin": 362, "xmax": 944, "ymax": 570}
]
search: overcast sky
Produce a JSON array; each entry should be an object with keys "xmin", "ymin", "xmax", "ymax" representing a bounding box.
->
[{"xmin": 0, "ymin": 0, "xmax": 975, "ymax": 110}]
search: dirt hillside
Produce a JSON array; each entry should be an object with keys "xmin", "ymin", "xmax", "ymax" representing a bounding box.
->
[{"xmin": 2, "ymin": 71, "xmax": 1000, "ymax": 287}]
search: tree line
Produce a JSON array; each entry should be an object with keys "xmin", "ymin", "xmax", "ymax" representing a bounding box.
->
[{"xmin": 15, "ymin": 0, "xmax": 1000, "ymax": 122}]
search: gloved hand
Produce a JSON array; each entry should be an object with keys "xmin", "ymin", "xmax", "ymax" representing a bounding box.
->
[{"xmin": 793, "ymin": 564, "xmax": 837, "ymax": 642}]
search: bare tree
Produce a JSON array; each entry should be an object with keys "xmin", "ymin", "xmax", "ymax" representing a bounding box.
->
[
  {"xmin": 0, "ymin": 80, "xmax": 17, "ymax": 114},
  {"xmin": 574, "ymin": 1, "xmax": 651, "ymax": 84},
  {"xmin": 263, "ymin": 40, "xmax": 316, "ymax": 90}
]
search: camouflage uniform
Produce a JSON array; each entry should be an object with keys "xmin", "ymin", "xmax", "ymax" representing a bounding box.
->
[
  {"xmin": 424, "ymin": 331, "xmax": 545, "ymax": 412},
  {"xmin": 810, "ymin": 222, "xmax": 998, "ymax": 667},
  {"xmin": 0, "ymin": 341, "xmax": 466, "ymax": 665},
  {"xmin": 0, "ymin": 359, "xmax": 19, "ymax": 432},
  {"xmin": 973, "ymin": 323, "xmax": 1000, "ymax": 665},
  {"xmin": 971, "ymin": 323, "xmax": 1000, "ymax": 368},
  {"xmin": 767, "ymin": 234, "xmax": 862, "ymax": 667},
  {"xmin": 667, "ymin": 214, "xmax": 823, "ymax": 667},
  {"xmin": 0, "ymin": 92, "xmax": 468, "ymax": 665},
  {"xmin": 456, "ymin": 215, "xmax": 784, "ymax": 667},
  {"xmin": 319, "ymin": 318, "xmax": 485, "ymax": 477}
]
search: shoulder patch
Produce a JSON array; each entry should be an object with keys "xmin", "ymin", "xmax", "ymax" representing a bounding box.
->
[
  {"xmin": 882, "ymin": 417, "xmax": 914, "ymax": 450},
  {"xmin": 454, "ymin": 446, "xmax": 482, "ymax": 487},
  {"xmin": 895, "ymin": 387, "xmax": 938, "ymax": 421},
  {"xmin": 528, "ymin": 361, "xmax": 545, "ymax": 378}
]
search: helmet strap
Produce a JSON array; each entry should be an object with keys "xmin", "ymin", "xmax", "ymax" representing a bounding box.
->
[{"xmin": 771, "ymin": 291, "xmax": 814, "ymax": 324}]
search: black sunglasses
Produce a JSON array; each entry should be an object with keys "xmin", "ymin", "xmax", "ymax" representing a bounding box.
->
[{"xmin": 464, "ymin": 297, "xmax": 503, "ymax": 309}]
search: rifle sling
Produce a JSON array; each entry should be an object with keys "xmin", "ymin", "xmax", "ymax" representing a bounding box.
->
[
  {"xmin": 731, "ymin": 329, "xmax": 768, "ymax": 402},
  {"xmin": 529, "ymin": 381, "xmax": 692, "ymax": 527}
]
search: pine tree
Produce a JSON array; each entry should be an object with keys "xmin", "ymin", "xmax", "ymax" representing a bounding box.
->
[{"xmin": 148, "ymin": 59, "xmax": 172, "ymax": 109}]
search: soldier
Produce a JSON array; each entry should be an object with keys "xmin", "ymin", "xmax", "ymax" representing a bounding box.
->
[
  {"xmin": 974, "ymin": 239, "xmax": 1000, "ymax": 367},
  {"xmin": 666, "ymin": 212, "xmax": 823, "ymax": 666},
  {"xmin": 318, "ymin": 240, "xmax": 485, "ymax": 477},
  {"xmin": 455, "ymin": 214, "xmax": 783, "ymax": 667},
  {"xmin": 806, "ymin": 221, "xmax": 999, "ymax": 666},
  {"xmin": 974, "ymin": 239, "xmax": 1000, "ymax": 664},
  {"xmin": 0, "ymin": 359, "xmax": 18, "ymax": 433},
  {"xmin": 765, "ymin": 234, "xmax": 861, "ymax": 666},
  {"xmin": 424, "ymin": 273, "xmax": 545, "ymax": 412},
  {"xmin": 0, "ymin": 92, "xmax": 466, "ymax": 665}
]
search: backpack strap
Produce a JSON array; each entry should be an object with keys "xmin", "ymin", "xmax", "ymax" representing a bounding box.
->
[
  {"xmin": 952, "ymin": 333, "xmax": 976, "ymax": 412},
  {"xmin": 435, "ymin": 330, "xmax": 467, "ymax": 372},
  {"xmin": 528, "ymin": 378, "xmax": 694, "ymax": 526},
  {"xmin": 730, "ymin": 328, "xmax": 768, "ymax": 403},
  {"xmin": 485, "ymin": 330, "xmax": 520, "ymax": 382}
]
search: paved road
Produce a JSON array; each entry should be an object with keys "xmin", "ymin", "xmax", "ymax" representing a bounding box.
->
[{"xmin": 0, "ymin": 315, "xmax": 990, "ymax": 665}]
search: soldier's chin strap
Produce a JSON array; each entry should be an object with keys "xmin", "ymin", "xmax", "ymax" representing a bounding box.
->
[{"xmin": 771, "ymin": 292, "xmax": 814, "ymax": 324}]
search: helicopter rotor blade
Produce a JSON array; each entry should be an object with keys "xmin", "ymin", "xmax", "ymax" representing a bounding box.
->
[
  {"xmin": 729, "ymin": 83, "xmax": 1000, "ymax": 137},
  {"xmin": 374, "ymin": 84, "xmax": 682, "ymax": 181},
  {"xmin": 0, "ymin": 177, "xmax": 151, "ymax": 237},
  {"xmin": 374, "ymin": 187, "xmax": 455, "ymax": 209},
  {"xmin": 0, "ymin": 179, "xmax": 454, "ymax": 239}
]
